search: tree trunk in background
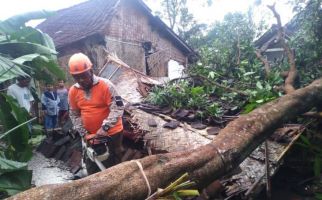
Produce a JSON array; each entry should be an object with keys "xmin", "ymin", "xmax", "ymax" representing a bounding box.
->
[{"xmin": 9, "ymin": 79, "xmax": 322, "ymax": 200}]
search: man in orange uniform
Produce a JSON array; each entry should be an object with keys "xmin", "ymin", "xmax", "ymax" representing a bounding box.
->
[{"xmin": 68, "ymin": 53, "xmax": 124, "ymax": 174}]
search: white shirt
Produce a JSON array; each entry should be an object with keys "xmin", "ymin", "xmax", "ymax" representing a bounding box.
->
[{"xmin": 7, "ymin": 83, "xmax": 34, "ymax": 112}]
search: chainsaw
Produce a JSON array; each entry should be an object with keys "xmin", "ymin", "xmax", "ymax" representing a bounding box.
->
[{"xmin": 81, "ymin": 135, "xmax": 111, "ymax": 171}]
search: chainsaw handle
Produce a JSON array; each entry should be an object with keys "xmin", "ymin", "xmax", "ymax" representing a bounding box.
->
[{"xmin": 86, "ymin": 134, "xmax": 112, "ymax": 145}]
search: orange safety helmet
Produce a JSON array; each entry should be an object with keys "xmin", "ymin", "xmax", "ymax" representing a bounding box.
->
[{"xmin": 68, "ymin": 53, "xmax": 93, "ymax": 75}]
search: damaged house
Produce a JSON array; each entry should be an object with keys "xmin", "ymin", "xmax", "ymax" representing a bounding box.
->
[
  {"xmin": 255, "ymin": 23, "xmax": 296, "ymax": 65},
  {"xmin": 37, "ymin": 0, "xmax": 197, "ymax": 81},
  {"xmin": 35, "ymin": 1, "xmax": 306, "ymax": 199}
]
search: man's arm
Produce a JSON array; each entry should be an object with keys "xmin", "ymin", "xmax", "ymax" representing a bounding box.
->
[
  {"xmin": 102, "ymin": 81, "xmax": 124, "ymax": 128},
  {"xmin": 68, "ymin": 87, "xmax": 88, "ymax": 137},
  {"xmin": 56, "ymin": 94, "xmax": 60, "ymax": 106},
  {"xmin": 69, "ymin": 109, "xmax": 88, "ymax": 137},
  {"xmin": 41, "ymin": 94, "xmax": 47, "ymax": 111}
]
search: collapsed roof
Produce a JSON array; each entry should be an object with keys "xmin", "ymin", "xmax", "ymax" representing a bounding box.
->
[{"xmin": 99, "ymin": 54, "xmax": 305, "ymax": 198}]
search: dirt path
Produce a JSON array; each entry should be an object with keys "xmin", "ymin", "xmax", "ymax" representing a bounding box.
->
[{"xmin": 28, "ymin": 151, "xmax": 73, "ymax": 186}]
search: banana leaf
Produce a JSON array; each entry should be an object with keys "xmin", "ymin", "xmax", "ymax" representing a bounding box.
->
[
  {"xmin": 0, "ymin": 157, "xmax": 31, "ymax": 196},
  {"xmin": 0, "ymin": 56, "xmax": 29, "ymax": 83},
  {"xmin": 13, "ymin": 54, "xmax": 65, "ymax": 82},
  {"xmin": 7, "ymin": 27, "xmax": 56, "ymax": 51},
  {"xmin": 0, "ymin": 94, "xmax": 32, "ymax": 162},
  {"xmin": 0, "ymin": 157, "xmax": 28, "ymax": 176},
  {"xmin": 0, "ymin": 169, "xmax": 32, "ymax": 196},
  {"xmin": 0, "ymin": 10, "xmax": 54, "ymax": 34},
  {"xmin": 0, "ymin": 42, "xmax": 57, "ymax": 59}
]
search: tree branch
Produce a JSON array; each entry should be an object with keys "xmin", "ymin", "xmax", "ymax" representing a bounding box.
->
[
  {"xmin": 255, "ymin": 50, "xmax": 271, "ymax": 76},
  {"xmin": 267, "ymin": 4, "xmax": 297, "ymax": 94}
]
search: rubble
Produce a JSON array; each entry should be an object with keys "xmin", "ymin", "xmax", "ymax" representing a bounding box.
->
[
  {"xmin": 163, "ymin": 120, "xmax": 180, "ymax": 129},
  {"xmin": 98, "ymin": 55, "xmax": 307, "ymax": 199},
  {"xmin": 37, "ymin": 121, "xmax": 82, "ymax": 174},
  {"xmin": 190, "ymin": 122, "xmax": 207, "ymax": 130},
  {"xmin": 147, "ymin": 118, "xmax": 157, "ymax": 127},
  {"xmin": 34, "ymin": 54, "xmax": 306, "ymax": 199}
]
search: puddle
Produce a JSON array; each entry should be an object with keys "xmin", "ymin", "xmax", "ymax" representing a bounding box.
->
[{"xmin": 28, "ymin": 151, "xmax": 73, "ymax": 186}]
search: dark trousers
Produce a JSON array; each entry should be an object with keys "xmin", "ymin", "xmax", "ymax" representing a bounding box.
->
[
  {"xmin": 44, "ymin": 115, "xmax": 57, "ymax": 130},
  {"xmin": 58, "ymin": 110, "xmax": 68, "ymax": 127}
]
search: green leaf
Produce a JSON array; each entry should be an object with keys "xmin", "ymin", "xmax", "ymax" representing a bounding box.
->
[
  {"xmin": 300, "ymin": 135, "xmax": 311, "ymax": 146},
  {"xmin": 29, "ymin": 135, "xmax": 45, "ymax": 147},
  {"xmin": 0, "ymin": 10, "xmax": 54, "ymax": 34},
  {"xmin": 231, "ymin": 106, "xmax": 238, "ymax": 111},
  {"xmin": 0, "ymin": 170, "xmax": 32, "ymax": 196},
  {"xmin": 243, "ymin": 103, "xmax": 257, "ymax": 114},
  {"xmin": 36, "ymin": 58, "xmax": 65, "ymax": 80},
  {"xmin": 190, "ymin": 87, "xmax": 204, "ymax": 96},
  {"xmin": 208, "ymin": 71, "xmax": 216, "ymax": 79},
  {"xmin": 243, "ymin": 71, "xmax": 255, "ymax": 76},
  {"xmin": 6, "ymin": 27, "xmax": 56, "ymax": 52},
  {"xmin": 13, "ymin": 54, "xmax": 65, "ymax": 81},
  {"xmin": 256, "ymin": 81, "xmax": 263, "ymax": 90},
  {"xmin": 172, "ymin": 192, "xmax": 183, "ymax": 200},
  {"xmin": 0, "ymin": 94, "xmax": 31, "ymax": 162},
  {"xmin": 42, "ymin": 32, "xmax": 56, "ymax": 50},
  {"xmin": 13, "ymin": 53, "xmax": 47, "ymax": 64},
  {"xmin": 295, "ymin": 142, "xmax": 309, "ymax": 149},
  {"xmin": 240, "ymin": 60, "xmax": 249, "ymax": 65},
  {"xmin": 0, "ymin": 157, "xmax": 28, "ymax": 176},
  {"xmin": 315, "ymin": 193, "xmax": 322, "ymax": 200},
  {"xmin": 0, "ymin": 56, "xmax": 29, "ymax": 83},
  {"xmin": 0, "ymin": 42, "xmax": 57, "ymax": 59},
  {"xmin": 176, "ymin": 190, "xmax": 200, "ymax": 197}
]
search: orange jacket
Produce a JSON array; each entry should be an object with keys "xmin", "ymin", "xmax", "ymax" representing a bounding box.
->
[{"xmin": 69, "ymin": 77, "xmax": 123, "ymax": 136}]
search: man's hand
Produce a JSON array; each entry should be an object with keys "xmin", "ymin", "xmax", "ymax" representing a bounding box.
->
[{"xmin": 96, "ymin": 127, "xmax": 106, "ymax": 136}]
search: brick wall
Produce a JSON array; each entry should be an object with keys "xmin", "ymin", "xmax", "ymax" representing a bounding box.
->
[
  {"xmin": 104, "ymin": 1, "xmax": 187, "ymax": 76},
  {"xmin": 57, "ymin": 1, "xmax": 189, "ymax": 78}
]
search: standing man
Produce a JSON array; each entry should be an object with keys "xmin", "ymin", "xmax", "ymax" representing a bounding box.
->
[
  {"xmin": 7, "ymin": 75, "xmax": 35, "ymax": 134},
  {"xmin": 68, "ymin": 53, "xmax": 124, "ymax": 174},
  {"xmin": 41, "ymin": 83, "xmax": 60, "ymax": 132},
  {"xmin": 57, "ymin": 79, "xmax": 69, "ymax": 127},
  {"xmin": 7, "ymin": 75, "xmax": 34, "ymax": 115}
]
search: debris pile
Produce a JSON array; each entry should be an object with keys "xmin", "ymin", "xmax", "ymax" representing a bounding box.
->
[
  {"xmin": 34, "ymin": 54, "xmax": 306, "ymax": 199},
  {"xmin": 36, "ymin": 120, "xmax": 83, "ymax": 174},
  {"xmin": 99, "ymin": 55, "xmax": 308, "ymax": 199}
]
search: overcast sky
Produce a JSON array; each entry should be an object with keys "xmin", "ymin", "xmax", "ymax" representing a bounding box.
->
[{"xmin": 0, "ymin": 0, "xmax": 294, "ymax": 26}]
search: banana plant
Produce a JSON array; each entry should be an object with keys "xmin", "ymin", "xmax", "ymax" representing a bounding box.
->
[
  {"xmin": 0, "ymin": 56, "xmax": 30, "ymax": 83},
  {"xmin": 0, "ymin": 10, "xmax": 64, "ymax": 83},
  {"xmin": 0, "ymin": 94, "xmax": 32, "ymax": 197},
  {"xmin": 0, "ymin": 11, "xmax": 65, "ymax": 197}
]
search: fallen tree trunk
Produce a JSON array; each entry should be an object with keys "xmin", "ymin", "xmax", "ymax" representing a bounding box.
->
[{"xmin": 9, "ymin": 79, "xmax": 322, "ymax": 200}]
